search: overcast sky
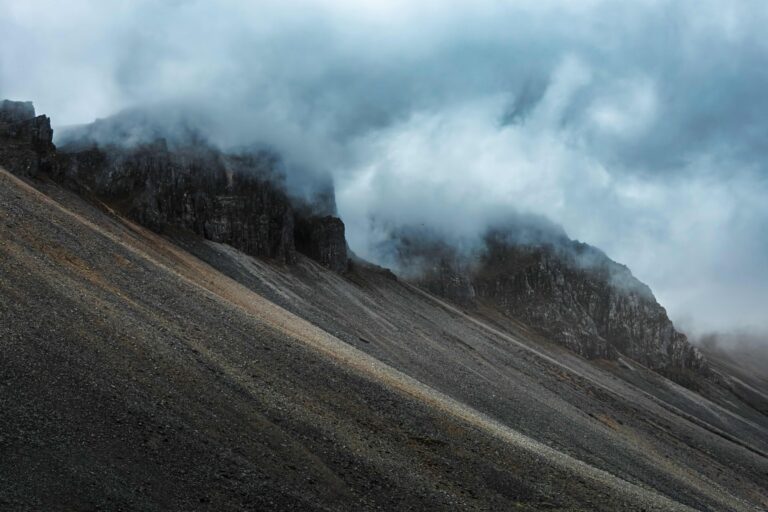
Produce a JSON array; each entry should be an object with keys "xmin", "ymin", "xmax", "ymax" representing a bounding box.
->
[{"xmin": 2, "ymin": 0, "xmax": 768, "ymax": 338}]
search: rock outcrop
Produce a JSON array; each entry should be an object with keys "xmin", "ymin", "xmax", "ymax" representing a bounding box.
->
[
  {"xmin": 294, "ymin": 215, "xmax": 349, "ymax": 273},
  {"xmin": 0, "ymin": 100, "xmax": 349, "ymax": 271},
  {"xmin": 0, "ymin": 100, "xmax": 56, "ymax": 177},
  {"xmin": 59, "ymin": 143, "xmax": 300, "ymax": 263},
  {"xmin": 394, "ymin": 225, "xmax": 706, "ymax": 371}
]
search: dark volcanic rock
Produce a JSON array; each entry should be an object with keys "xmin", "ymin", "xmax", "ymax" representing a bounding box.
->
[
  {"xmin": 295, "ymin": 215, "xmax": 349, "ymax": 272},
  {"xmin": 394, "ymin": 235, "xmax": 476, "ymax": 306},
  {"xmin": 395, "ymin": 225, "xmax": 705, "ymax": 371},
  {"xmin": 60, "ymin": 143, "xmax": 299, "ymax": 263},
  {"xmin": 0, "ymin": 100, "xmax": 348, "ymax": 270},
  {"xmin": 0, "ymin": 100, "xmax": 56, "ymax": 177},
  {"xmin": 476, "ymin": 233, "xmax": 705, "ymax": 370}
]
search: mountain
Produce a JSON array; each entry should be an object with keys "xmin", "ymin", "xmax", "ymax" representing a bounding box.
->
[
  {"xmin": 58, "ymin": 128, "xmax": 348, "ymax": 272},
  {"xmin": 1, "ymin": 100, "xmax": 767, "ymax": 511},
  {"xmin": 389, "ymin": 223, "xmax": 705, "ymax": 375}
]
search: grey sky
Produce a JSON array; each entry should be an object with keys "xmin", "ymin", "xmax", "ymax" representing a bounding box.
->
[{"xmin": 2, "ymin": 0, "xmax": 767, "ymax": 337}]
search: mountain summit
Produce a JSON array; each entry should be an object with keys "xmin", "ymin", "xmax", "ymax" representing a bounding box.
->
[{"xmin": 390, "ymin": 224, "xmax": 705, "ymax": 373}]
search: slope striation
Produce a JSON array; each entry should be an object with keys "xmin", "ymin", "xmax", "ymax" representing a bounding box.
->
[
  {"xmin": 1, "ymin": 99, "xmax": 767, "ymax": 510},
  {"xmin": 2, "ymin": 167, "xmax": 721, "ymax": 511}
]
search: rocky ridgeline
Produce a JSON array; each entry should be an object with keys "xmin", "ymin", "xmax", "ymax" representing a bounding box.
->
[
  {"xmin": 1, "ymin": 99, "xmax": 704, "ymax": 371},
  {"xmin": 0, "ymin": 100, "xmax": 348, "ymax": 271},
  {"xmin": 394, "ymin": 225, "xmax": 706, "ymax": 371}
]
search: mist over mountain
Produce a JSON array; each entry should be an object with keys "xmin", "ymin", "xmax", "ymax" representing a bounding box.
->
[
  {"xmin": 56, "ymin": 105, "xmax": 339, "ymax": 212},
  {"xmin": 2, "ymin": 2, "xmax": 768, "ymax": 507},
  {"xmin": 4, "ymin": 1, "xmax": 768, "ymax": 343},
  {"xmin": 3, "ymin": 98, "xmax": 768, "ymax": 510}
]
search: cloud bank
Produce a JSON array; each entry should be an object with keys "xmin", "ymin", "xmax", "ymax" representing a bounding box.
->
[{"xmin": 2, "ymin": 0, "xmax": 768, "ymax": 337}]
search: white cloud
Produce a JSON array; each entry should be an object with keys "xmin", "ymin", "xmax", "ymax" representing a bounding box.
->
[{"xmin": 2, "ymin": 0, "xmax": 768, "ymax": 338}]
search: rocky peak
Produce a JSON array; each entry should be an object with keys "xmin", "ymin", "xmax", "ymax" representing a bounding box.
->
[
  {"xmin": 392, "ymin": 224, "xmax": 706, "ymax": 372},
  {"xmin": 0, "ymin": 100, "xmax": 56, "ymax": 177},
  {"xmin": 0, "ymin": 100, "xmax": 349, "ymax": 272}
]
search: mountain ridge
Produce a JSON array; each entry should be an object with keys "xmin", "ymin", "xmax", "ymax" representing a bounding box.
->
[
  {"xmin": 0, "ymin": 99, "xmax": 704, "ymax": 373},
  {"xmin": 387, "ymin": 223, "xmax": 705, "ymax": 372},
  {"xmin": 1, "ymin": 99, "xmax": 767, "ymax": 510}
]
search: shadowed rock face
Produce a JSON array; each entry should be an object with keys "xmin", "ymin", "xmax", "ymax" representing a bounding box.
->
[
  {"xmin": 59, "ymin": 143, "xmax": 300, "ymax": 264},
  {"xmin": 0, "ymin": 100, "xmax": 348, "ymax": 271},
  {"xmin": 0, "ymin": 100, "xmax": 56, "ymax": 177},
  {"xmin": 395, "ymin": 226, "xmax": 706, "ymax": 371},
  {"xmin": 294, "ymin": 215, "xmax": 348, "ymax": 273}
]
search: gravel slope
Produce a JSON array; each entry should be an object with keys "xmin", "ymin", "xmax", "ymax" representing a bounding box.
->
[{"xmin": 1, "ymin": 168, "xmax": 767, "ymax": 511}]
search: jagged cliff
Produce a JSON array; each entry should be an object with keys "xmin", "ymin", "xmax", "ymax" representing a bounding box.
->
[
  {"xmin": 0, "ymin": 100, "xmax": 348, "ymax": 271},
  {"xmin": 59, "ymin": 143, "xmax": 301, "ymax": 263},
  {"xmin": 0, "ymin": 100, "xmax": 55, "ymax": 177},
  {"xmin": 0, "ymin": 99, "xmax": 703, "ymax": 371},
  {"xmin": 393, "ymin": 225, "xmax": 706, "ymax": 371}
]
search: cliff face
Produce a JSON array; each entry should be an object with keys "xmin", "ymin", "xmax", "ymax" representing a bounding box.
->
[
  {"xmin": 0, "ymin": 100, "xmax": 348, "ymax": 271},
  {"xmin": 59, "ymin": 144, "xmax": 300, "ymax": 263},
  {"xmin": 0, "ymin": 100, "xmax": 56, "ymax": 177},
  {"xmin": 396, "ymin": 227, "xmax": 706, "ymax": 371},
  {"xmin": 294, "ymin": 215, "xmax": 349, "ymax": 273}
]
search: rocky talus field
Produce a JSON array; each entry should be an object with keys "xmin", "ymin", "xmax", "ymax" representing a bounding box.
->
[{"xmin": 1, "ymin": 101, "xmax": 767, "ymax": 511}]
